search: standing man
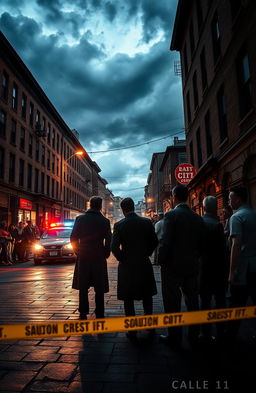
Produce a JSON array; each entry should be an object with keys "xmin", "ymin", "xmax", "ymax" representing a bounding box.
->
[
  {"xmin": 23, "ymin": 220, "xmax": 36, "ymax": 260},
  {"xmin": 153, "ymin": 212, "xmax": 165, "ymax": 265},
  {"xmin": 228, "ymin": 186, "xmax": 256, "ymax": 338},
  {"xmin": 200, "ymin": 196, "xmax": 228, "ymax": 343},
  {"xmin": 111, "ymin": 197, "xmax": 158, "ymax": 339},
  {"xmin": 158, "ymin": 185, "xmax": 205, "ymax": 349},
  {"xmin": 71, "ymin": 196, "xmax": 112, "ymax": 319}
]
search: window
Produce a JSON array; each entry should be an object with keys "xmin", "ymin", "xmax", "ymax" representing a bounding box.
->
[
  {"xmin": 189, "ymin": 22, "xmax": 195, "ymax": 55},
  {"xmin": 41, "ymin": 173, "xmax": 45, "ymax": 194},
  {"xmin": 36, "ymin": 140, "xmax": 39, "ymax": 161},
  {"xmin": 196, "ymin": 128, "xmax": 202, "ymax": 167},
  {"xmin": 47, "ymin": 123, "xmax": 51, "ymax": 144},
  {"xmin": 28, "ymin": 134, "xmax": 33, "ymax": 157},
  {"xmin": 211, "ymin": 13, "xmax": 221, "ymax": 64},
  {"xmin": 0, "ymin": 147, "xmax": 4, "ymax": 178},
  {"xmin": 41, "ymin": 145, "xmax": 45, "ymax": 166},
  {"xmin": 21, "ymin": 93, "xmax": 27, "ymax": 119},
  {"xmin": 52, "ymin": 129, "xmax": 56, "ymax": 149},
  {"xmin": 52, "ymin": 154, "xmax": 55, "ymax": 173},
  {"xmin": 36, "ymin": 110, "xmax": 40, "ymax": 125},
  {"xmin": 56, "ymin": 181, "xmax": 59, "ymax": 199},
  {"xmin": 196, "ymin": 0, "xmax": 203, "ymax": 32},
  {"xmin": 12, "ymin": 83, "xmax": 18, "ymax": 110},
  {"xmin": 217, "ymin": 85, "xmax": 228, "ymax": 142},
  {"xmin": 0, "ymin": 109, "xmax": 6, "ymax": 137},
  {"xmin": 9, "ymin": 153, "xmax": 16, "ymax": 183},
  {"xmin": 193, "ymin": 71, "xmax": 199, "ymax": 110},
  {"xmin": 42, "ymin": 117, "xmax": 46, "ymax": 133},
  {"xmin": 20, "ymin": 127, "xmax": 25, "ymax": 151},
  {"xmin": 186, "ymin": 92, "xmax": 191, "ymax": 123},
  {"xmin": 51, "ymin": 178, "xmax": 55, "ymax": 198},
  {"xmin": 47, "ymin": 175, "xmax": 50, "ymax": 195},
  {"xmin": 64, "ymin": 143, "xmax": 66, "ymax": 159},
  {"xmin": 10, "ymin": 119, "xmax": 16, "ymax": 145},
  {"xmin": 236, "ymin": 47, "xmax": 252, "ymax": 119},
  {"xmin": 35, "ymin": 168, "xmax": 39, "ymax": 193},
  {"xmin": 1, "ymin": 71, "xmax": 9, "ymax": 101},
  {"xmin": 57, "ymin": 158, "xmax": 59, "ymax": 176},
  {"xmin": 204, "ymin": 110, "xmax": 212, "ymax": 157},
  {"xmin": 19, "ymin": 159, "xmax": 24, "ymax": 187},
  {"xmin": 47, "ymin": 149, "xmax": 50, "ymax": 170},
  {"xmin": 29, "ymin": 102, "xmax": 34, "ymax": 126},
  {"xmin": 57, "ymin": 134, "xmax": 60, "ymax": 153},
  {"xmin": 178, "ymin": 152, "xmax": 186, "ymax": 164},
  {"xmin": 27, "ymin": 164, "xmax": 32, "ymax": 190},
  {"xmin": 200, "ymin": 47, "xmax": 208, "ymax": 91},
  {"xmin": 189, "ymin": 141, "xmax": 194, "ymax": 166}
]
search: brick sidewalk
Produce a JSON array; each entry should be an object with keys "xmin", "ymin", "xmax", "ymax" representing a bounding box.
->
[{"xmin": 0, "ymin": 255, "xmax": 255, "ymax": 392}]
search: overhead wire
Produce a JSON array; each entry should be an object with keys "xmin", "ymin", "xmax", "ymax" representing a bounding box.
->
[{"xmin": 88, "ymin": 129, "xmax": 185, "ymax": 154}]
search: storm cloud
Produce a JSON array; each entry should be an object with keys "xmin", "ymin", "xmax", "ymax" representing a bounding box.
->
[{"xmin": 0, "ymin": 0, "xmax": 184, "ymax": 201}]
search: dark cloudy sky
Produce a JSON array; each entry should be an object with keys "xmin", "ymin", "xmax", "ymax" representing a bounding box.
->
[{"xmin": 0, "ymin": 0, "xmax": 184, "ymax": 202}]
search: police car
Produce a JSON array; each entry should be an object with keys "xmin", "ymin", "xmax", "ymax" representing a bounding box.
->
[{"xmin": 33, "ymin": 221, "xmax": 76, "ymax": 265}]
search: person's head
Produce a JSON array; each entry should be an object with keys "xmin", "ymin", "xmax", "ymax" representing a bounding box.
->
[
  {"xmin": 203, "ymin": 196, "xmax": 217, "ymax": 216},
  {"xmin": 89, "ymin": 196, "xmax": 102, "ymax": 211},
  {"xmin": 171, "ymin": 185, "xmax": 188, "ymax": 206},
  {"xmin": 229, "ymin": 186, "xmax": 248, "ymax": 210},
  {"xmin": 18, "ymin": 221, "xmax": 24, "ymax": 228},
  {"xmin": 27, "ymin": 220, "xmax": 32, "ymax": 227},
  {"xmin": 222, "ymin": 205, "xmax": 233, "ymax": 220},
  {"xmin": 120, "ymin": 197, "xmax": 135, "ymax": 216}
]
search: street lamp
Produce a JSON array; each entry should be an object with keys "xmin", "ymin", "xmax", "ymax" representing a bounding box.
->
[{"xmin": 60, "ymin": 150, "xmax": 85, "ymax": 221}]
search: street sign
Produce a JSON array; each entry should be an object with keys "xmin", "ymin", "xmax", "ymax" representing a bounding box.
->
[{"xmin": 175, "ymin": 163, "xmax": 197, "ymax": 185}]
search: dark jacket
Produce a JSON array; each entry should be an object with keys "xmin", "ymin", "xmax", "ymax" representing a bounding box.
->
[
  {"xmin": 111, "ymin": 212, "xmax": 158, "ymax": 300},
  {"xmin": 71, "ymin": 209, "xmax": 111, "ymax": 292},
  {"xmin": 158, "ymin": 203, "xmax": 205, "ymax": 276},
  {"xmin": 200, "ymin": 214, "xmax": 229, "ymax": 292},
  {"xmin": 23, "ymin": 225, "xmax": 36, "ymax": 241}
]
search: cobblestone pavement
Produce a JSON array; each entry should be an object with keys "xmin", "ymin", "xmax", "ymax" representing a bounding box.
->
[{"xmin": 0, "ymin": 255, "xmax": 255, "ymax": 393}]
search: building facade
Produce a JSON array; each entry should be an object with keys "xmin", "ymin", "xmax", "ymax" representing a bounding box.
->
[
  {"xmin": 145, "ymin": 152, "xmax": 164, "ymax": 217},
  {"xmin": 171, "ymin": 0, "xmax": 256, "ymax": 215},
  {"xmin": 0, "ymin": 32, "xmax": 110, "ymax": 227},
  {"xmin": 159, "ymin": 137, "xmax": 186, "ymax": 212}
]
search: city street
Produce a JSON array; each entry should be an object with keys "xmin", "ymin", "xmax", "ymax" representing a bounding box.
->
[{"xmin": 0, "ymin": 256, "xmax": 255, "ymax": 393}]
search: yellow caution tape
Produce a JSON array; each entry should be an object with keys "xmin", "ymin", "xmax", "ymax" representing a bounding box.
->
[{"xmin": 0, "ymin": 306, "xmax": 255, "ymax": 341}]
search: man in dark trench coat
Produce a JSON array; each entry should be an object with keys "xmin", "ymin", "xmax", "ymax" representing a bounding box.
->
[
  {"xmin": 71, "ymin": 196, "xmax": 111, "ymax": 319},
  {"xmin": 111, "ymin": 197, "xmax": 158, "ymax": 338}
]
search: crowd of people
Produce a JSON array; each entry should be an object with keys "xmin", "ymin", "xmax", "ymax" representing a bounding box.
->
[
  {"xmin": 0, "ymin": 220, "xmax": 40, "ymax": 265},
  {"xmin": 71, "ymin": 185, "xmax": 256, "ymax": 348}
]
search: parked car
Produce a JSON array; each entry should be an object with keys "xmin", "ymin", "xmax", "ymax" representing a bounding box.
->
[{"xmin": 33, "ymin": 224, "xmax": 76, "ymax": 265}]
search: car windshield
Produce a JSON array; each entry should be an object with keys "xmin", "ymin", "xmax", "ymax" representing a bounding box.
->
[{"xmin": 42, "ymin": 228, "xmax": 72, "ymax": 239}]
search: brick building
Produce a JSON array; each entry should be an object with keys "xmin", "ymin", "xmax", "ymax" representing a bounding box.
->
[
  {"xmin": 0, "ymin": 32, "xmax": 110, "ymax": 227},
  {"xmin": 171, "ymin": 0, "xmax": 256, "ymax": 214},
  {"xmin": 145, "ymin": 152, "xmax": 164, "ymax": 216},
  {"xmin": 159, "ymin": 137, "xmax": 186, "ymax": 212}
]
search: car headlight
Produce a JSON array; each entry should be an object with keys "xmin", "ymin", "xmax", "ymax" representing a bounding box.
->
[
  {"xmin": 63, "ymin": 243, "xmax": 73, "ymax": 250},
  {"xmin": 34, "ymin": 244, "xmax": 43, "ymax": 251}
]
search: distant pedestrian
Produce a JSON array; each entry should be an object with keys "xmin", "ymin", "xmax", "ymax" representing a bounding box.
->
[
  {"xmin": 23, "ymin": 220, "xmax": 36, "ymax": 260},
  {"xmin": 7, "ymin": 224, "xmax": 17, "ymax": 263},
  {"xmin": 0, "ymin": 222, "xmax": 12, "ymax": 265},
  {"xmin": 199, "ymin": 196, "xmax": 228, "ymax": 343},
  {"xmin": 111, "ymin": 197, "xmax": 158, "ymax": 339},
  {"xmin": 227, "ymin": 186, "xmax": 256, "ymax": 339},
  {"xmin": 158, "ymin": 185, "xmax": 205, "ymax": 349},
  {"xmin": 14, "ymin": 222, "xmax": 26, "ymax": 262},
  {"xmin": 153, "ymin": 212, "xmax": 164, "ymax": 265},
  {"xmin": 71, "ymin": 196, "xmax": 112, "ymax": 319}
]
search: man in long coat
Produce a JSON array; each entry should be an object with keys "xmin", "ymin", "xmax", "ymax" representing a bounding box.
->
[
  {"xmin": 111, "ymin": 197, "xmax": 158, "ymax": 338},
  {"xmin": 158, "ymin": 185, "xmax": 205, "ymax": 349},
  {"xmin": 71, "ymin": 196, "xmax": 111, "ymax": 319}
]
